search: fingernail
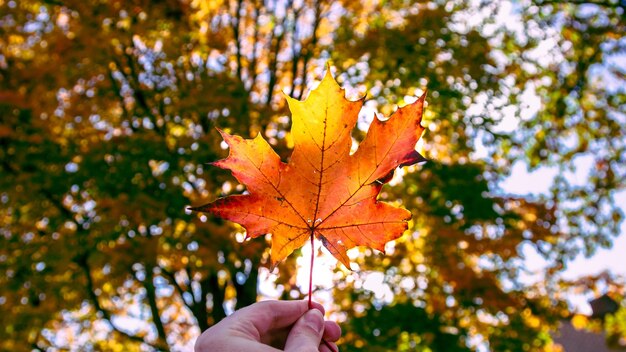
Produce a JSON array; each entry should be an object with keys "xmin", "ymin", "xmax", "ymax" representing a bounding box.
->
[{"xmin": 303, "ymin": 309, "xmax": 324, "ymax": 331}]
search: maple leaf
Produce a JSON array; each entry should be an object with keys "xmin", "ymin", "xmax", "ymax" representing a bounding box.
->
[{"xmin": 191, "ymin": 68, "xmax": 426, "ymax": 269}]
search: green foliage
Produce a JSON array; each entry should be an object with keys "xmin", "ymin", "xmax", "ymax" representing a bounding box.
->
[
  {"xmin": 342, "ymin": 302, "xmax": 471, "ymax": 352},
  {"xmin": 605, "ymin": 300, "xmax": 626, "ymax": 349}
]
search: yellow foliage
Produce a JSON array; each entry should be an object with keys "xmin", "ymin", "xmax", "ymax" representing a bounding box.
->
[{"xmin": 571, "ymin": 314, "xmax": 589, "ymax": 330}]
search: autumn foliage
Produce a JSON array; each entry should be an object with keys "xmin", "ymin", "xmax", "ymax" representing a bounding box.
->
[{"xmin": 1, "ymin": 0, "xmax": 625, "ymax": 351}]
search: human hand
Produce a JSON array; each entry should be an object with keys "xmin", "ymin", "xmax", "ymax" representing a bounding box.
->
[{"xmin": 194, "ymin": 300, "xmax": 341, "ymax": 352}]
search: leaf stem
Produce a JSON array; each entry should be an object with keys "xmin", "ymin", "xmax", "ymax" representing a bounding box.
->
[
  {"xmin": 308, "ymin": 231, "xmax": 315, "ymax": 310},
  {"xmin": 308, "ymin": 232, "xmax": 338, "ymax": 352}
]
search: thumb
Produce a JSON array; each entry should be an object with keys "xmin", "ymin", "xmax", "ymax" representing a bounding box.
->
[{"xmin": 284, "ymin": 309, "xmax": 325, "ymax": 351}]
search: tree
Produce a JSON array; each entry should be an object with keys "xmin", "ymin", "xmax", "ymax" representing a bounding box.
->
[
  {"xmin": 0, "ymin": 0, "xmax": 624, "ymax": 351},
  {"xmin": 330, "ymin": 0, "xmax": 625, "ymax": 350}
]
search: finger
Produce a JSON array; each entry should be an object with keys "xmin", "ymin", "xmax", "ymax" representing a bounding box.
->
[
  {"xmin": 320, "ymin": 341, "xmax": 339, "ymax": 352},
  {"xmin": 323, "ymin": 320, "xmax": 342, "ymax": 342},
  {"xmin": 265, "ymin": 308, "xmax": 335, "ymax": 348},
  {"xmin": 236, "ymin": 300, "xmax": 311, "ymax": 336},
  {"xmin": 309, "ymin": 301, "xmax": 326, "ymax": 315},
  {"xmin": 284, "ymin": 309, "xmax": 325, "ymax": 352}
]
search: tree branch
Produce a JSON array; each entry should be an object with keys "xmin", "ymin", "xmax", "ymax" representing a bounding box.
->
[
  {"xmin": 265, "ymin": 0, "xmax": 292, "ymax": 107},
  {"xmin": 141, "ymin": 267, "xmax": 169, "ymax": 350},
  {"xmin": 247, "ymin": 1, "xmax": 262, "ymax": 92},
  {"xmin": 206, "ymin": 272, "xmax": 227, "ymax": 324},
  {"xmin": 161, "ymin": 266, "xmax": 196, "ymax": 313},
  {"xmin": 120, "ymin": 47, "xmax": 165, "ymax": 136},
  {"xmin": 75, "ymin": 253, "xmax": 168, "ymax": 351},
  {"xmin": 179, "ymin": 266, "xmax": 213, "ymax": 331},
  {"xmin": 233, "ymin": 259, "xmax": 259, "ymax": 310},
  {"xmin": 288, "ymin": 5, "xmax": 304, "ymax": 97},
  {"xmin": 296, "ymin": 0, "xmax": 322, "ymax": 100},
  {"xmin": 532, "ymin": 0, "xmax": 625, "ymax": 10},
  {"xmin": 107, "ymin": 67, "xmax": 137, "ymax": 132},
  {"xmin": 232, "ymin": 0, "xmax": 245, "ymax": 81}
]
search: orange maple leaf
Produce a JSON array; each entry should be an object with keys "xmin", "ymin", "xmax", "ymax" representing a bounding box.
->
[{"xmin": 191, "ymin": 68, "xmax": 426, "ymax": 269}]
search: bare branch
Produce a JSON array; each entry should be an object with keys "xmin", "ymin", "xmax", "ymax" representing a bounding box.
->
[
  {"xmin": 296, "ymin": 0, "xmax": 322, "ymax": 100},
  {"xmin": 232, "ymin": 0, "xmax": 245, "ymax": 81},
  {"xmin": 265, "ymin": 0, "xmax": 293, "ymax": 106},
  {"xmin": 75, "ymin": 253, "xmax": 168, "ymax": 351},
  {"xmin": 139, "ymin": 267, "xmax": 169, "ymax": 350},
  {"xmin": 161, "ymin": 266, "xmax": 196, "ymax": 312},
  {"xmin": 533, "ymin": 0, "xmax": 625, "ymax": 9},
  {"xmin": 247, "ymin": 1, "xmax": 263, "ymax": 92},
  {"xmin": 288, "ymin": 5, "xmax": 304, "ymax": 97},
  {"xmin": 107, "ymin": 67, "xmax": 138, "ymax": 132}
]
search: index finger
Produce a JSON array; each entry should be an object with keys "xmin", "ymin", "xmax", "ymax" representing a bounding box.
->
[{"xmin": 236, "ymin": 300, "xmax": 326, "ymax": 336}]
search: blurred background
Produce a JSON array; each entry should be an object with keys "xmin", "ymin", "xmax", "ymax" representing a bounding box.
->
[{"xmin": 1, "ymin": 0, "xmax": 625, "ymax": 351}]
